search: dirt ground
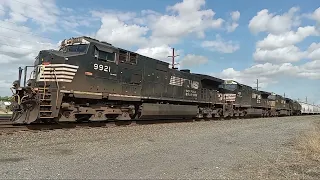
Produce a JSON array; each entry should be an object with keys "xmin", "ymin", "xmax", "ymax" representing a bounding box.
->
[{"xmin": 0, "ymin": 116, "xmax": 319, "ymax": 179}]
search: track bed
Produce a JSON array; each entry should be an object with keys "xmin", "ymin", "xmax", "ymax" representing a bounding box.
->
[{"xmin": 1, "ymin": 115, "xmax": 319, "ymax": 179}]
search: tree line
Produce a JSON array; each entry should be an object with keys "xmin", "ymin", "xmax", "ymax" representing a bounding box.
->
[{"xmin": 0, "ymin": 96, "xmax": 11, "ymax": 101}]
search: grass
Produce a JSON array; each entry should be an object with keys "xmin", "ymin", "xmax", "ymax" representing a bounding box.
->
[
  {"xmin": 0, "ymin": 109, "xmax": 12, "ymax": 116},
  {"xmin": 297, "ymin": 121, "xmax": 320, "ymax": 162},
  {"xmin": 239, "ymin": 120, "xmax": 320, "ymax": 179}
]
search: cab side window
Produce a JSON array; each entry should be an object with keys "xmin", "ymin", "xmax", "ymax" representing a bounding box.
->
[
  {"xmin": 119, "ymin": 49, "xmax": 137, "ymax": 65},
  {"xmin": 94, "ymin": 46, "xmax": 115, "ymax": 62}
]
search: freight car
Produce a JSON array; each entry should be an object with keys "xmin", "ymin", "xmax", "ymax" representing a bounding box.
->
[
  {"xmin": 299, "ymin": 102, "xmax": 320, "ymax": 115},
  {"xmin": 8, "ymin": 36, "xmax": 315, "ymax": 124}
]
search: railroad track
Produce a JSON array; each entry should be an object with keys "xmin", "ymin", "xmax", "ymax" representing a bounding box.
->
[
  {"xmin": 0, "ymin": 118, "xmax": 197, "ymax": 135},
  {"xmin": 0, "ymin": 115, "xmax": 319, "ymax": 135}
]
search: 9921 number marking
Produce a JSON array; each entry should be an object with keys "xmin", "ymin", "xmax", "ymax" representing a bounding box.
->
[{"xmin": 93, "ymin": 63, "xmax": 111, "ymax": 72}]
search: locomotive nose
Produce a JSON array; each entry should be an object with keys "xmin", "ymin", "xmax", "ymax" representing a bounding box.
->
[{"xmin": 36, "ymin": 50, "xmax": 65, "ymax": 65}]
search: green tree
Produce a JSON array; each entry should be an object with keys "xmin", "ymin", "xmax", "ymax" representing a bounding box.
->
[{"xmin": 0, "ymin": 96, "xmax": 10, "ymax": 101}]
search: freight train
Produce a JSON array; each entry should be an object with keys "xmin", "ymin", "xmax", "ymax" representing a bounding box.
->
[{"xmin": 9, "ymin": 36, "xmax": 320, "ymax": 124}]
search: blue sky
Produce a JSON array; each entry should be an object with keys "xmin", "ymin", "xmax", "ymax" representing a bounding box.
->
[{"xmin": 0, "ymin": 0, "xmax": 319, "ymax": 104}]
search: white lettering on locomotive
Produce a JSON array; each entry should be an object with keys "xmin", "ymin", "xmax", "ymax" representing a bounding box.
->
[
  {"xmin": 185, "ymin": 89, "xmax": 197, "ymax": 97},
  {"xmin": 190, "ymin": 81, "xmax": 199, "ymax": 89},
  {"xmin": 93, "ymin": 63, "xmax": 111, "ymax": 72},
  {"xmin": 224, "ymin": 93, "xmax": 237, "ymax": 102},
  {"xmin": 169, "ymin": 76, "xmax": 199, "ymax": 90}
]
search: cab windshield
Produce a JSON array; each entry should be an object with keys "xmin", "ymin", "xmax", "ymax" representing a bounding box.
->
[
  {"xmin": 59, "ymin": 44, "xmax": 88, "ymax": 53},
  {"xmin": 221, "ymin": 84, "xmax": 238, "ymax": 91}
]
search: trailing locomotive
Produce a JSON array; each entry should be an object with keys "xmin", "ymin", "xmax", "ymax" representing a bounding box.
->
[{"xmin": 8, "ymin": 36, "xmax": 313, "ymax": 124}]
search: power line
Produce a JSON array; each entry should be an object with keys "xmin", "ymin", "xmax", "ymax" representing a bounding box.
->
[
  {"xmin": 0, "ymin": 8, "xmax": 58, "ymax": 26},
  {"xmin": 0, "ymin": 25, "xmax": 53, "ymax": 41},
  {"xmin": 7, "ymin": 0, "xmax": 59, "ymax": 16},
  {"xmin": 0, "ymin": 42, "xmax": 43, "ymax": 51},
  {"xmin": 0, "ymin": 34, "xmax": 53, "ymax": 45}
]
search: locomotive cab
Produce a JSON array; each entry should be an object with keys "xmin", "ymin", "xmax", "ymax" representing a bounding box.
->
[
  {"xmin": 218, "ymin": 80, "xmax": 239, "ymax": 104},
  {"xmin": 9, "ymin": 36, "xmax": 139, "ymax": 124},
  {"xmin": 218, "ymin": 80, "xmax": 237, "ymax": 93},
  {"xmin": 10, "ymin": 37, "xmax": 92, "ymax": 124}
]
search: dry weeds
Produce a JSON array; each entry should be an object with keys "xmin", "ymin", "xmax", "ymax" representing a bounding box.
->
[
  {"xmin": 298, "ymin": 121, "xmax": 320, "ymax": 162},
  {"xmin": 283, "ymin": 120, "xmax": 320, "ymax": 179},
  {"xmin": 234, "ymin": 120, "xmax": 320, "ymax": 179}
]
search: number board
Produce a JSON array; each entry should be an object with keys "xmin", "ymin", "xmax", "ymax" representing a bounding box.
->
[{"xmin": 93, "ymin": 63, "xmax": 111, "ymax": 72}]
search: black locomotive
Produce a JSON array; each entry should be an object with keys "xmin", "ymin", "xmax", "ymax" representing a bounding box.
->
[{"xmin": 9, "ymin": 36, "xmax": 303, "ymax": 124}]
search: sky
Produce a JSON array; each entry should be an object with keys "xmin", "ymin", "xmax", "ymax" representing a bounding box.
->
[{"xmin": 0, "ymin": 0, "xmax": 319, "ymax": 104}]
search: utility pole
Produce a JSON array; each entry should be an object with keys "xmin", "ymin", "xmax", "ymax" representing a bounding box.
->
[
  {"xmin": 284, "ymin": 93, "xmax": 286, "ymax": 98},
  {"xmin": 306, "ymin": 96, "xmax": 308, "ymax": 104},
  {"xmin": 168, "ymin": 48, "xmax": 179, "ymax": 69},
  {"xmin": 255, "ymin": 79, "xmax": 261, "ymax": 91},
  {"xmin": 18, "ymin": 67, "xmax": 23, "ymax": 87}
]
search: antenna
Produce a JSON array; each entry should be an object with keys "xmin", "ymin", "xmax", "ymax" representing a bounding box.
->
[{"xmin": 168, "ymin": 48, "xmax": 179, "ymax": 69}]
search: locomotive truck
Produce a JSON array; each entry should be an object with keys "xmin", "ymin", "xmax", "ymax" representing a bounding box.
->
[{"xmin": 9, "ymin": 36, "xmax": 305, "ymax": 124}]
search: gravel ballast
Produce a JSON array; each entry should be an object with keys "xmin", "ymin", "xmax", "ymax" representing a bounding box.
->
[{"xmin": 0, "ymin": 116, "xmax": 320, "ymax": 179}]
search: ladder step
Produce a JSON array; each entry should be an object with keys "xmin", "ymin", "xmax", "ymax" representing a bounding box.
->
[
  {"xmin": 40, "ymin": 117, "xmax": 54, "ymax": 119},
  {"xmin": 39, "ymin": 93, "xmax": 51, "ymax": 95},
  {"xmin": 40, "ymin": 105, "xmax": 52, "ymax": 107},
  {"xmin": 40, "ymin": 111, "xmax": 52, "ymax": 113}
]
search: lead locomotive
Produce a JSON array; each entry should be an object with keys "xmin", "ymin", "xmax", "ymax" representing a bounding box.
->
[{"xmin": 9, "ymin": 36, "xmax": 302, "ymax": 124}]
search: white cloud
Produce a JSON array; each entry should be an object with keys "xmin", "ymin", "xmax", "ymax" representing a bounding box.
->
[
  {"xmin": 136, "ymin": 46, "xmax": 208, "ymax": 69},
  {"xmin": 250, "ymin": 7, "xmax": 319, "ymax": 64},
  {"xmin": 95, "ymin": 13, "xmax": 149, "ymax": 48},
  {"xmin": 0, "ymin": 0, "xmax": 60, "ymax": 28},
  {"xmin": 201, "ymin": 34, "xmax": 240, "ymax": 53},
  {"xmin": 0, "ymin": 21, "xmax": 56, "ymax": 64},
  {"xmin": 150, "ymin": 0, "xmax": 224, "ymax": 40},
  {"xmin": 311, "ymin": 7, "xmax": 320, "ymax": 23},
  {"xmin": 226, "ymin": 11, "xmax": 240, "ymax": 32},
  {"xmin": 179, "ymin": 54, "xmax": 208, "ymax": 68},
  {"xmin": 249, "ymin": 7, "xmax": 300, "ymax": 35},
  {"xmin": 217, "ymin": 8, "xmax": 319, "ymax": 87},
  {"xmin": 216, "ymin": 39, "xmax": 320, "ymax": 88},
  {"xmin": 136, "ymin": 45, "xmax": 182, "ymax": 63},
  {"xmin": 215, "ymin": 60, "xmax": 320, "ymax": 89},
  {"xmin": 307, "ymin": 43, "xmax": 320, "ymax": 60},
  {"xmin": 0, "ymin": 0, "xmax": 61, "ymax": 95},
  {"xmin": 93, "ymin": 0, "xmax": 227, "ymax": 48},
  {"xmin": 0, "ymin": 20, "xmax": 57, "ymax": 95},
  {"xmin": 253, "ymin": 45, "xmax": 307, "ymax": 63},
  {"xmin": 221, "ymin": 34, "xmax": 320, "ymax": 88},
  {"xmin": 304, "ymin": 7, "xmax": 320, "ymax": 23},
  {"xmin": 256, "ymin": 26, "xmax": 319, "ymax": 50},
  {"xmin": 231, "ymin": 11, "xmax": 240, "ymax": 21},
  {"xmin": 0, "ymin": 4, "xmax": 5, "ymax": 17}
]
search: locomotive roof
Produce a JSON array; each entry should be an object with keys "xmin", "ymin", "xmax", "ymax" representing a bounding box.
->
[
  {"xmin": 78, "ymin": 36, "xmax": 170, "ymax": 64},
  {"xmin": 59, "ymin": 36, "xmax": 300, "ymax": 102},
  {"xmin": 192, "ymin": 73, "xmax": 224, "ymax": 83},
  {"xmin": 82, "ymin": 36, "xmax": 114, "ymax": 47},
  {"xmin": 259, "ymin": 90, "xmax": 271, "ymax": 95}
]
